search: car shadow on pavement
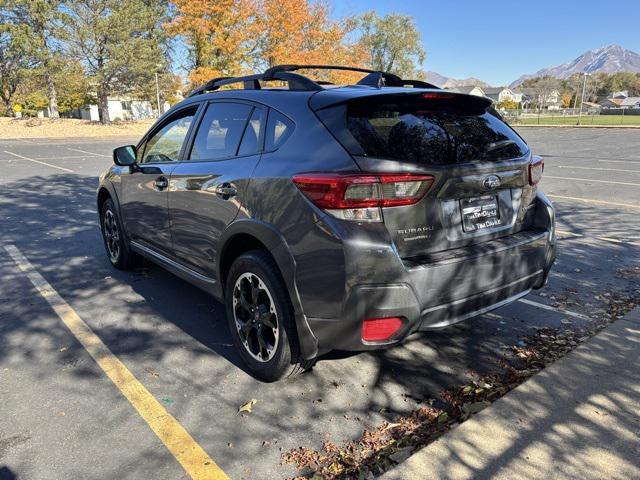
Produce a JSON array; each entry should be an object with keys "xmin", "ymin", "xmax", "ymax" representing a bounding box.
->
[
  {"xmin": 1, "ymin": 172, "xmax": 638, "ymax": 479},
  {"xmin": 0, "ymin": 173, "xmax": 246, "ymax": 374}
]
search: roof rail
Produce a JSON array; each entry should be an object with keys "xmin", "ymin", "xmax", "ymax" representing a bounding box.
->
[
  {"xmin": 263, "ymin": 64, "xmax": 439, "ymax": 89},
  {"xmin": 187, "ymin": 71, "xmax": 322, "ymax": 97},
  {"xmin": 187, "ymin": 64, "xmax": 439, "ymax": 97}
]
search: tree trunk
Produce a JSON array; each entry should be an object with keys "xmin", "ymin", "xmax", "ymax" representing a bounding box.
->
[
  {"xmin": 46, "ymin": 70, "xmax": 59, "ymax": 119},
  {"xmin": 2, "ymin": 98, "xmax": 12, "ymax": 117},
  {"xmin": 98, "ymin": 88, "xmax": 110, "ymax": 125}
]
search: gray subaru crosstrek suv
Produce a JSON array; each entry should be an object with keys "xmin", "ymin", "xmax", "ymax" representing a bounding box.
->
[{"xmin": 98, "ymin": 65, "xmax": 556, "ymax": 381}]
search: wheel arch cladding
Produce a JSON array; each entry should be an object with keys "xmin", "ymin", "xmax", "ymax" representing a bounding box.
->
[
  {"xmin": 97, "ymin": 186, "xmax": 112, "ymax": 212},
  {"xmin": 217, "ymin": 219, "xmax": 319, "ymax": 359}
]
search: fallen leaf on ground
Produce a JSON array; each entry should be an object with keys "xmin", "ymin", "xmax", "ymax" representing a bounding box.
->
[{"xmin": 237, "ymin": 398, "xmax": 257, "ymax": 415}]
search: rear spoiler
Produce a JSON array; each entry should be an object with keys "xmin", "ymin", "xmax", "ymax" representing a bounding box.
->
[{"xmin": 309, "ymin": 89, "xmax": 492, "ymax": 113}]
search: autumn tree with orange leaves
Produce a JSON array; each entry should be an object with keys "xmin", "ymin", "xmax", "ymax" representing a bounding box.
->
[
  {"xmin": 168, "ymin": 0, "xmax": 364, "ymax": 86},
  {"xmin": 166, "ymin": 0, "xmax": 260, "ymax": 85}
]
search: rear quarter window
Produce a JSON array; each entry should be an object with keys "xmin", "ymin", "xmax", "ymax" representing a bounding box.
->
[
  {"xmin": 344, "ymin": 95, "xmax": 529, "ymax": 165},
  {"xmin": 265, "ymin": 110, "xmax": 294, "ymax": 151}
]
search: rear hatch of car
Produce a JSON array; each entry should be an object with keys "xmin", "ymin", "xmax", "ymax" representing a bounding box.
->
[{"xmin": 311, "ymin": 89, "xmax": 541, "ymax": 260}]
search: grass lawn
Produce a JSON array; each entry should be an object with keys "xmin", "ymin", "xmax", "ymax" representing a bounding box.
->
[{"xmin": 509, "ymin": 114, "xmax": 640, "ymax": 126}]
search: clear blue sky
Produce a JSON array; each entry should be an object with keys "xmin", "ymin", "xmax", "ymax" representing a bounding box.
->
[{"xmin": 334, "ymin": 0, "xmax": 640, "ymax": 86}]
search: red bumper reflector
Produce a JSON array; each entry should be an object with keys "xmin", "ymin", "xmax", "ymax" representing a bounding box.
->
[{"xmin": 362, "ymin": 317, "xmax": 403, "ymax": 342}]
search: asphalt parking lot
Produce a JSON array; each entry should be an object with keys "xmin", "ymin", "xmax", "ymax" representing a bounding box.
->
[{"xmin": 1, "ymin": 128, "xmax": 639, "ymax": 480}]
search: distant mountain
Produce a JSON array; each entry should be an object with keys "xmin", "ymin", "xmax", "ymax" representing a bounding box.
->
[
  {"xmin": 425, "ymin": 71, "xmax": 492, "ymax": 89},
  {"xmin": 510, "ymin": 45, "xmax": 640, "ymax": 87}
]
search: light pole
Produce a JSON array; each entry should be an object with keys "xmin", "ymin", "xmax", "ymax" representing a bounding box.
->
[
  {"xmin": 155, "ymin": 72, "xmax": 162, "ymax": 118},
  {"xmin": 577, "ymin": 72, "xmax": 588, "ymax": 126}
]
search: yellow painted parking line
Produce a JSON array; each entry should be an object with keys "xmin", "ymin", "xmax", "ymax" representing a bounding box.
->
[
  {"xmin": 4, "ymin": 244, "xmax": 228, "ymax": 480},
  {"xmin": 544, "ymin": 175, "xmax": 640, "ymax": 187},
  {"xmin": 3, "ymin": 150, "xmax": 74, "ymax": 173},
  {"xmin": 548, "ymin": 194, "xmax": 640, "ymax": 210}
]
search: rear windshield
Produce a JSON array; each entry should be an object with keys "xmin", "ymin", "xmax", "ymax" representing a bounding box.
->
[{"xmin": 342, "ymin": 95, "xmax": 528, "ymax": 164}]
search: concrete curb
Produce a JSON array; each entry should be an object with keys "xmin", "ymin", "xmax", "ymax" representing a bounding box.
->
[{"xmin": 380, "ymin": 307, "xmax": 640, "ymax": 480}]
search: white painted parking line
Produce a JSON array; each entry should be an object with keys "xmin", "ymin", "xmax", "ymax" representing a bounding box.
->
[
  {"xmin": 548, "ymin": 194, "xmax": 640, "ymax": 210},
  {"xmin": 68, "ymin": 147, "xmax": 109, "ymax": 157},
  {"xmin": 2, "ymin": 150, "xmax": 74, "ymax": 173},
  {"xmin": 518, "ymin": 298, "xmax": 590, "ymax": 320},
  {"xmin": 555, "ymin": 229, "xmax": 640, "ymax": 247},
  {"xmin": 555, "ymin": 229, "xmax": 582, "ymax": 238},
  {"xmin": 598, "ymin": 159, "xmax": 640, "ymax": 164},
  {"xmin": 544, "ymin": 176, "xmax": 640, "ymax": 187},
  {"xmin": 555, "ymin": 165, "xmax": 640, "ymax": 174},
  {"xmin": 542, "ymin": 155, "xmax": 640, "ymax": 164}
]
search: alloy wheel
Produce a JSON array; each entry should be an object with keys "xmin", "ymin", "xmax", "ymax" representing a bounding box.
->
[
  {"xmin": 232, "ymin": 272, "xmax": 279, "ymax": 362},
  {"xmin": 103, "ymin": 210, "xmax": 120, "ymax": 262}
]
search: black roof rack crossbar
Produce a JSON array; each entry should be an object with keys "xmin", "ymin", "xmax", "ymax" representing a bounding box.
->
[
  {"xmin": 187, "ymin": 64, "xmax": 440, "ymax": 97},
  {"xmin": 356, "ymin": 72, "xmax": 439, "ymax": 89},
  {"xmin": 187, "ymin": 70, "xmax": 323, "ymax": 97},
  {"xmin": 263, "ymin": 64, "xmax": 379, "ymax": 76},
  {"xmin": 265, "ymin": 65, "xmax": 440, "ymax": 89}
]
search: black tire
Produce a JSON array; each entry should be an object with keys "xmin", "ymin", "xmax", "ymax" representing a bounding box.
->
[
  {"xmin": 100, "ymin": 198, "xmax": 139, "ymax": 270},
  {"xmin": 225, "ymin": 250, "xmax": 313, "ymax": 382}
]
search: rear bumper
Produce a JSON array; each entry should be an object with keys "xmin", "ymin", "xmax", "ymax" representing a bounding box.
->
[{"xmin": 307, "ymin": 192, "xmax": 556, "ymax": 353}]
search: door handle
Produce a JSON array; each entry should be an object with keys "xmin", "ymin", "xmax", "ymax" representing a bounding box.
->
[
  {"xmin": 214, "ymin": 183, "xmax": 237, "ymax": 197},
  {"xmin": 154, "ymin": 176, "xmax": 168, "ymax": 190}
]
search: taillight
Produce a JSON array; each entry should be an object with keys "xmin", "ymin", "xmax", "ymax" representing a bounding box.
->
[
  {"xmin": 292, "ymin": 173, "xmax": 433, "ymax": 222},
  {"xmin": 362, "ymin": 317, "xmax": 404, "ymax": 342},
  {"xmin": 529, "ymin": 155, "xmax": 544, "ymax": 186}
]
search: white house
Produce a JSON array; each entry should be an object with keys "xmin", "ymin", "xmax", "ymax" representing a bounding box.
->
[
  {"xmin": 78, "ymin": 98, "xmax": 155, "ymax": 121},
  {"xmin": 451, "ymin": 85, "xmax": 486, "ymax": 97},
  {"xmin": 483, "ymin": 87, "xmax": 517, "ymax": 104},
  {"xmin": 514, "ymin": 88, "xmax": 562, "ymax": 109},
  {"xmin": 41, "ymin": 97, "xmax": 163, "ymax": 121},
  {"xmin": 620, "ymin": 97, "xmax": 640, "ymax": 109}
]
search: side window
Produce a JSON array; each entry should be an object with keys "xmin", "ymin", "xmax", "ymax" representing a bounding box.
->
[
  {"xmin": 190, "ymin": 102, "xmax": 252, "ymax": 161},
  {"xmin": 237, "ymin": 108, "xmax": 264, "ymax": 156},
  {"xmin": 265, "ymin": 110, "xmax": 294, "ymax": 151},
  {"xmin": 142, "ymin": 108, "xmax": 196, "ymax": 163}
]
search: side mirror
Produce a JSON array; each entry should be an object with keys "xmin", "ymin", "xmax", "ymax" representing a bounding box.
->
[{"xmin": 113, "ymin": 145, "xmax": 137, "ymax": 166}]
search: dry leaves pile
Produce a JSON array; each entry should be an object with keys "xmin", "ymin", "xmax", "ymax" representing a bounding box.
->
[{"xmin": 282, "ymin": 289, "xmax": 640, "ymax": 480}]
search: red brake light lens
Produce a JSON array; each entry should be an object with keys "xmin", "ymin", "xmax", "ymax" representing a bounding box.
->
[
  {"xmin": 529, "ymin": 156, "xmax": 544, "ymax": 186},
  {"xmin": 362, "ymin": 317, "xmax": 404, "ymax": 342},
  {"xmin": 292, "ymin": 173, "xmax": 434, "ymax": 209},
  {"xmin": 421, "ymin": 92, "xmax": 456, "ymax": 100}
]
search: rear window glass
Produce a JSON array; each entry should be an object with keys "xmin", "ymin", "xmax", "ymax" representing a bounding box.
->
[
  {"xmin": 345, "ymin": 96, "xmax": 528, "ymax": 164},
  {"xmin": 190, "ymin": 102, "xmax": 252, "ymax": 161}
]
